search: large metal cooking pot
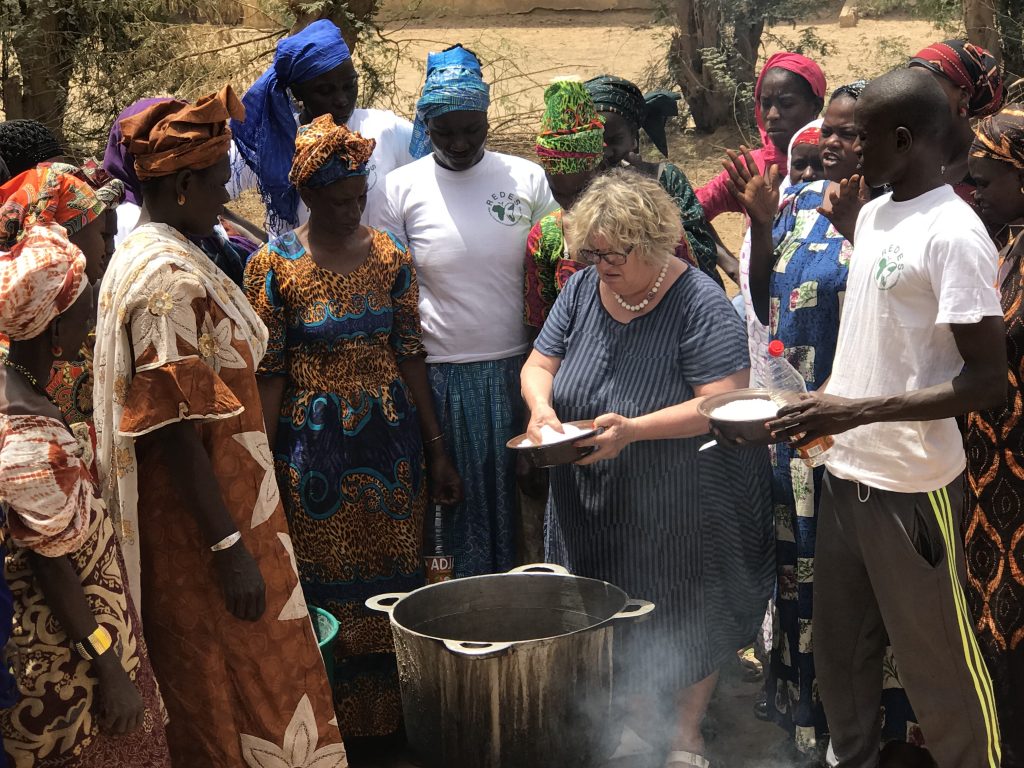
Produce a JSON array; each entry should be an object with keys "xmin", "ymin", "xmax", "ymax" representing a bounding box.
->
[{"xmin": 366, "ymin": 563, "xmax": 654, "ymax": 768}]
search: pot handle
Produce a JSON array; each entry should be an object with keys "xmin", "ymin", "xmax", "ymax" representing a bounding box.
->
[
  {"xmin": 365, "ymin": 593, "xmax": 407, "ymax": 614},
  {"xmin": 611, "ymin": 599, "xmax": 656, "ymax": 623},
  {"xmin": 507, "ymin": 563, "xmax": 570, "ymax": 575},
  {"xmin": 442, "ymin": 639, "xmax": 515, "ymax": 658}
]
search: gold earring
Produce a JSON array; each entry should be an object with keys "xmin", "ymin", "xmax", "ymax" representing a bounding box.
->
[{"xmin": 177, "ymin": 193, "xmax": 186, "ymax": 206}]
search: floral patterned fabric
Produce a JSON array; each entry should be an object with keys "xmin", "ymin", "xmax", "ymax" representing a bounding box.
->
[
  {"xmin": 244, "ymin": 229, "xmax": 426, "ymax": 737},
  {"xmin": 93, "ymin": 222, "xmax": 345, "ymax": 767},
  {"xmin": 0, "ymin": 413, "xmax": 171, "ymax": 767},
  {"xmin": 764, "ymin": 180, "xmax": 920, "ymax": 756}
]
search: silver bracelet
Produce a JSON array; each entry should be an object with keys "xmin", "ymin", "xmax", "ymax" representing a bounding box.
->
[{"xmin": 210, "ymin": 531, "xmax": 241, "ymax": 552}]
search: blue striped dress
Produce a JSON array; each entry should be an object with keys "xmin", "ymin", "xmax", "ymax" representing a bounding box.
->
[{"xmin": 536, "ymin": 266, "xmax": 774, "ymax": 692}]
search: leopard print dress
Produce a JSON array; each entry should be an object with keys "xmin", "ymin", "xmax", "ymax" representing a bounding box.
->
[{"xmin": 244, "ymin": 228, "xmax": 426, "ymax": 737}]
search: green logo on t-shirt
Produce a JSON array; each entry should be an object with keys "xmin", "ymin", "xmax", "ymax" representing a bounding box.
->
[
  {"xmin": 874, "ymin": 245, "xmax": 904, "ymax": 290},
  {"xmin": 487, "ymin": 191, "xmax": 523, "ymax": 226}
]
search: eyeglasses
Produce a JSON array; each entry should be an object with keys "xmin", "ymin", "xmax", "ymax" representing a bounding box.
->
[{"xmin": 577, "ymin": 245, "xmax": 634, "ymax": 266}]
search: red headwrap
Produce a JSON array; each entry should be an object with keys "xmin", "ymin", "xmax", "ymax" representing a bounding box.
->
[
  {"xmin": 754, "ymin": 53, "xmax": 827, "ymax": 173},
  {"xmin": 792, "ymin": 125, "xmax": 822, "ymax": 148},
  {"xmin": 910, "ymin": 40, "xmax": 1004, "ymax": 118}
]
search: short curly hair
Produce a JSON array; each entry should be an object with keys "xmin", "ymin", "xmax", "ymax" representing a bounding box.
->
[{"xmin": 563, "ymin": 167, "xmax": 682, "ymax": 267}]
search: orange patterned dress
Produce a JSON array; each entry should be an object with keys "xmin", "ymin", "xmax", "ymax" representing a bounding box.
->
[
  {"xmin": 0, "ymin": 413, "xmax": 170, "ymax": 767},
  {"xmin": 965, "ymin": 239, "xmax": 1024, "ymax": 765},
  {"xmin": 93, "ymin": 222, "xmax": 345, "ymax": 767}
]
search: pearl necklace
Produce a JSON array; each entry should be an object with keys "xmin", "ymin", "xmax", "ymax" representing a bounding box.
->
[{"xmin": 614, "ymin": 262, "xmax": 669, "ymax": 313}]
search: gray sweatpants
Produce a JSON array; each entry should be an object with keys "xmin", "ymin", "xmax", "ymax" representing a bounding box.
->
[{"xmin": 814, "ymin": 472, "xmax": 1000, "ymax": 768}]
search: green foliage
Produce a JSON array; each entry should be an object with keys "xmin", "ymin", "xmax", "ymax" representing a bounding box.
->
[
  {"xmin": 0, "ymin": 0, "xmax": 407, "ymax": 158},
  {"xmin": 764, "ymin": 27, "xmax": 838, "ymax": 59}
]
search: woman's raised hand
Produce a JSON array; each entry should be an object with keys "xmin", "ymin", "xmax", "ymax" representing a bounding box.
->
[
  {"xmin": 818, "ymin": 174, "xmax": 867, "ymax": 243},
  {"xmin": 723, "ymin": 146, "xmax": 780, "ymax": 226}
]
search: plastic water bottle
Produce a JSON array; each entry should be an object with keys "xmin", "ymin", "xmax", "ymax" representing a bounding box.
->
[{"xmin": 766, "ymin": 340, "xmax": 833, "ymax": 467}]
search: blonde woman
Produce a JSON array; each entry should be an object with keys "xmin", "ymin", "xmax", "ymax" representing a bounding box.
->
[{"xmin": 521, "ymin": 169, "xmax": 772, "ymax": 768}]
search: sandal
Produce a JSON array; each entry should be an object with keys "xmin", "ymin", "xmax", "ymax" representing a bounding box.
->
[{"xmin": 665, "ymin": 750, "xmax": 710, "ymax": 768}]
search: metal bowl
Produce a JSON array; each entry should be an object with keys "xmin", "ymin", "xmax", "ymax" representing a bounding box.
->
[
  {"xmin": 506, "ymin": 420, "xmax": 603, "ymax": 468},
  {"xmin": 698, "ymin": 388, "xmax": 777, "ymax": 445}
]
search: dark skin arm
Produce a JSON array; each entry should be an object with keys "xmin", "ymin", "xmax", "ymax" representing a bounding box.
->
[
  {"xmin": 817, "ymin": 175, "xmax": 868, "ymax": 244},
  {"xmin": 257, "ymin": 375, "xmax": 286, "ymax": 450},
  {"xmin": 398, "ymin": 355, "xmax": 462, "ymax": 506},
  {"xmin": 220, "ymin": 208, "xmax": 268, "ymax": 244},
  {"xmin": 767, "ymin": 316, "xmax": 1007, "ymax": 443},
  {"xmin": 137, "ymin": 421, "xmax": 266, "ymax": 621},
  {"xmin": 708, "ymin": 224, "xmax": 741, "ymax": 285},
  {"xmin": 27, "ymin": 552, "xmax": 145, "ymax": 734},
  {"xmin": 722, "ymin": 147, "xmax": 780, "ymax": 326}
]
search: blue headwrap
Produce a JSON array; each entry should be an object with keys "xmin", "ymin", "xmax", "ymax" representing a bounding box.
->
[
  {"xmin": 409, "ymin": 45, "xmax": 490, "ymax": 159},
  {"xmin": 232, "ymin": 20, "xmax": 352, "ymax": 231}
]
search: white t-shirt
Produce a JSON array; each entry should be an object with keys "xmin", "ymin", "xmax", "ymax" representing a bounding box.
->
[
  {"xmin": 824, "ymin": 185, "xmax": 1001, "ymax": 493},
  {"xmin": 372, "ymin": 151, "xmax": 558, "ymax": 364},
  {"xmin": 229, "ymin": 107, "xmax": 414, "ymax": 235}
]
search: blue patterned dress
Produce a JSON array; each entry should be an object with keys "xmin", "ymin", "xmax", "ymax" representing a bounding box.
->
[
  {"xmin": 765, "ymin": 181, "xmax": 920, "ymax": 755},
  {"xmin": 244, "ymin": 229, "xmax": 426, "ymax": 737}
]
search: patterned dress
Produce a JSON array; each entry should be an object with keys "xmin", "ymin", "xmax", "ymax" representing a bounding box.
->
[
  {"xmin": 244, "ymin": 229, "xmax": 426, "ymax": 738},
  {"xmin": 93, "ymin": 222, "xmax": 345, "ymax": 768},
  {"xmin": 657, "ymin": 162, "xmax": 720, "ymax": 286},
  {"xmin": 965, "ymin": 238, "xmax": 1024, "ymax": 768},
  {"xmin": 537, "ymin": 267, "xmax": 774, "ymax": 693},
  {"xmin": 764, "ymin": 180, "xmax": 919, "ymax": 755},
  {"xmin": 0, "ymin": 414, "xmax": 170, "ymax": 767}
]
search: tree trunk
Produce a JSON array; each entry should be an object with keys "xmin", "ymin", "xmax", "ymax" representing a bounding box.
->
[
  {"xmin": 964, "ymin": 0, "xmax": 1001, "ymax": 63},
  {"xmin": 289, "ymin": 0, "xmax": 381, "ymax": 51},
  {"xmin": 671, "ymin": 0, "xmax": 728, "ymax": 133},
  {"xmin": 2, "ymin": 3, "xmax": 75, "ymax": 144},
  {"xmin": 996, "ymin": 0, "xmax": 1024, "ymax": 82}
]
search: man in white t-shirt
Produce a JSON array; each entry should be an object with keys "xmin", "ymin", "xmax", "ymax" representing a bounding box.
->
[
  {"xmin": 768, "ymin": 68, "xmax": 1005, "ymax": 768},
  {"xmin": 372, "ymin": 44, "xmax": 558, "ymax": 579},
  {"xmin": 230, "ymin": 20, "xmax": 413, "ymax": 237}
]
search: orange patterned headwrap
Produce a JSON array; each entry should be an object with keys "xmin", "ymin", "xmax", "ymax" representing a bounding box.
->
[
  {"xmin": 288, "ymin": 114, "xmax": 376, "ymax": 189},
  {"xmin": 0, "ymin": 163, "xmax": 105, "ymax": 249},
  {"xmin": 0, "ymin": 224, "xmax": 88, "ymax": 341},
  {"xmin": 118, "ymin": 85, "xmax": 245, "ymax": 180},
  {"xmin": 971, "ymin": 103, "xmax": 1024, "ymax": 171}
]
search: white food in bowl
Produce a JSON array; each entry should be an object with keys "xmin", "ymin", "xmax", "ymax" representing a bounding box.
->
[
  {"xmin": 710, "ymin": 398, "xmax": 778, "ymax": 422},
  {"xmin": 518, "ymin": 423, "xmax": 590, "ymax": 448}
]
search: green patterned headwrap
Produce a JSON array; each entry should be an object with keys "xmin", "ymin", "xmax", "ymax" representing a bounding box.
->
[{"xmin": 535, "ymin": 78, "xmax": 605, "ymax": 176}]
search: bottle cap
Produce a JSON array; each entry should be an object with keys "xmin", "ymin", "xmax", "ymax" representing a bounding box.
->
[{"xmin": 768, "ymin": 340, "xmax": 785, "ymax": 357}]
